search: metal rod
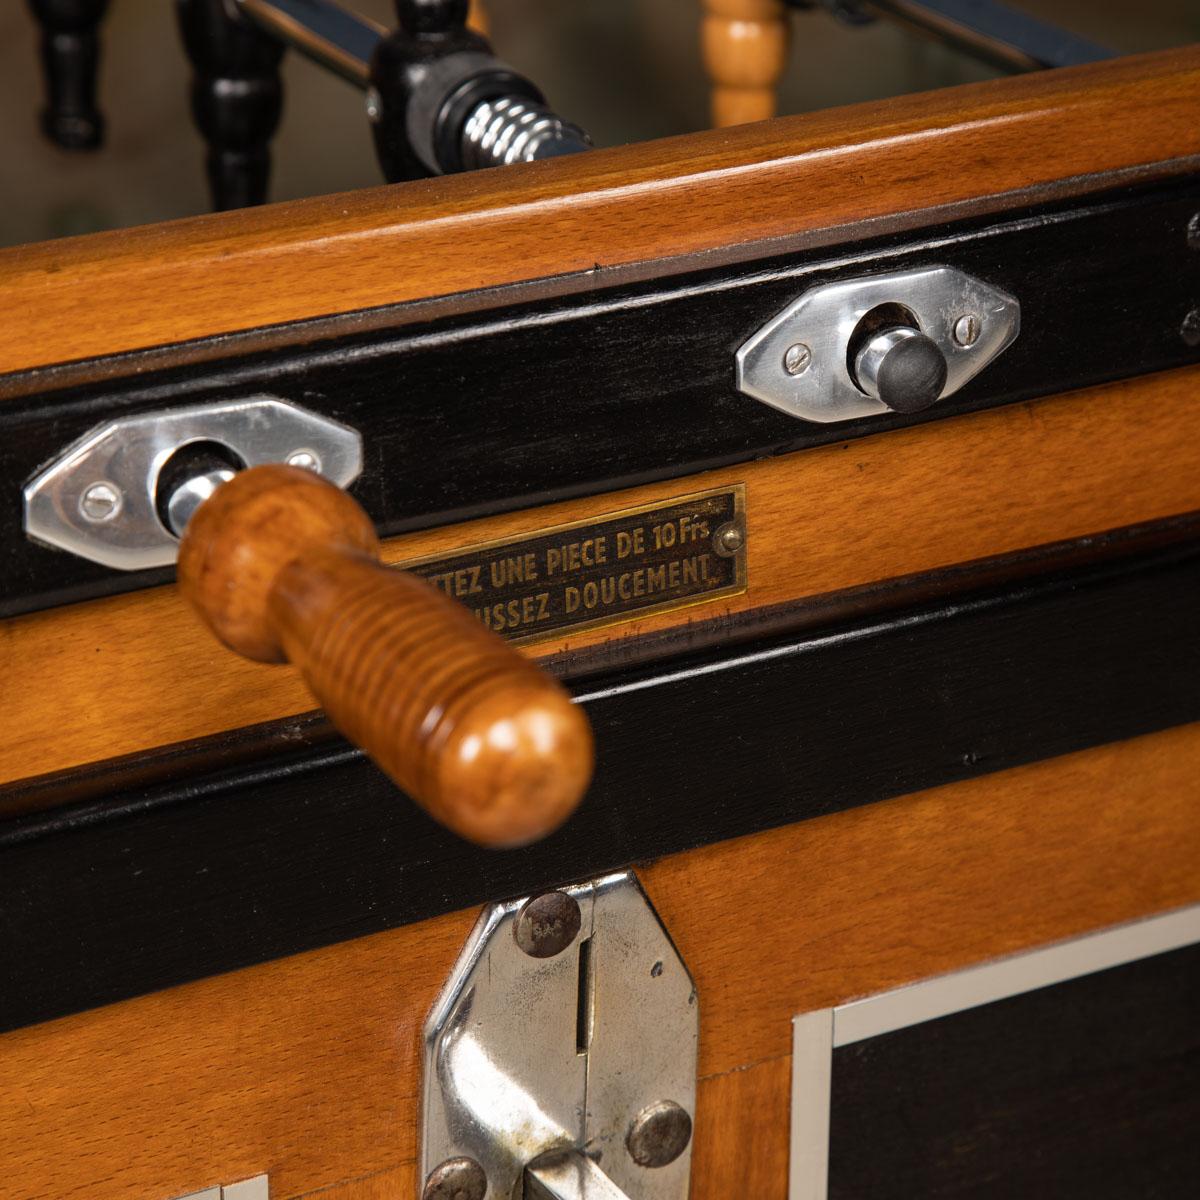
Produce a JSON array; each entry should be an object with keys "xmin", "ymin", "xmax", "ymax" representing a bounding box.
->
[
  {"xmin": 235, "ymin": 0, "xmax": 384, "ymax": 86},
  {"xmin": 861, "ymin": 0, "xmax": 1113, "ymax": 72}
]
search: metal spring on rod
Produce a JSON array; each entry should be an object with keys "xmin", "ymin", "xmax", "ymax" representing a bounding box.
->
[{"xmin": 459, "ymin": 95, "xmax": 591, "ymax": 170}]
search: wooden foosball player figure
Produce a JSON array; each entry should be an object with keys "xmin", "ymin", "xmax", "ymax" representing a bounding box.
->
[
  {"xmin": 2, "ymin": 3, "xmax": 1199, "ymax": 1199},
  {"xmin": 701, "ymin": 0, "xmax": 792, "ymax": 126}
]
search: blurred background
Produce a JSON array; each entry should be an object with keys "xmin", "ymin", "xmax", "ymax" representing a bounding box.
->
[{"xmin": 0, "ymin": 1, "xmax": 1196, "ymax": 248}]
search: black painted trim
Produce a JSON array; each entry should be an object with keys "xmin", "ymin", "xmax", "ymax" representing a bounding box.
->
[
  {"xmin": 3, "ymin": 175, "xmax": 1199, "ymax": 619},
  {"xmin": 2, "ymin": 538, "xmax": 1198, "ymax": 1033}
]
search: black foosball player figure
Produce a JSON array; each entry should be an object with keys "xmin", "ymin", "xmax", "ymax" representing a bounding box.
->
[
  {"xmin": 25, "ymin": 0, "xmax": 589, "ymax": 212},
  {"xmin": 27, "ymin": 0, "xmax": 111, "ymax": 151},
  {"xmin": 175, "ymin": 0, "xmax": 286, "ymax": 211}
]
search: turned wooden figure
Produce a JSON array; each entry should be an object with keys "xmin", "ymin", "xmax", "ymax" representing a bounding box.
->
[{"xmin": 701, "ymin": 0, "xmax": 790, "ymax": 127}]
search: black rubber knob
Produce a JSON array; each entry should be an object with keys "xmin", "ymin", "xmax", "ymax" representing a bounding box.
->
[{"xmin": 854, "ymin": 327, "xmax": 948, "ymax": 414}]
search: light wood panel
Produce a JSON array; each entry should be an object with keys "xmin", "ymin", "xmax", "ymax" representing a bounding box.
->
[
  {"xmin": 0, "ymin": 48, "xmax": 1196, "ymax": 375},
  {"xmin": 691, "ymin": 1056, "xmax": 793, "ymax": 1200},
  {"xmin": 2, "ymin": 721, "xmax": 1198, "ymax": 1200},
  {"xmin": 6, "ymin": 366, "xmax": 1200, "ymax": 788},
  {"xmin": 296, "ymin": 1166, "xmax": 413, "ymax": 1200}
]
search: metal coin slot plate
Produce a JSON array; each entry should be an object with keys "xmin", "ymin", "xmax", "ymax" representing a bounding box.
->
[
  {"xmin": 421, "ymin": 871, "xmax": 698, "ymax": 1200},
  {"xmin": 23, "ymin": 397, "xmax": 362, "ymax": 570},
  {"xmin": 735, "ymin": 265, "xmax": 1020, "ymax": 424}
]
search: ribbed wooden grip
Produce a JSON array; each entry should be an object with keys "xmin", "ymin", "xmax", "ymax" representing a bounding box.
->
[{"xmin": 177, "ymin": 464, "xmax": 593, "ymax": 847}]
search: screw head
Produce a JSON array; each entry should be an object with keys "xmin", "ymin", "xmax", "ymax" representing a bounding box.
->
[
  {"xmin": 514, "ymin": 891, "xmax": 581, "ymax": 958},
  {"xmin": 713, "ymin": 521, "xmax": 744, "ymax": 558},
  {"xmin": 79, "ymin": 481, "xmax": 122, "ymax": 523},
  {"xmin": 365, "ymin": 87, "xmax": 382, "ymax": 123},
  {"xmin": 1182, "ymin": 309, "xmax": 1200, "ymax": 348},
  {"xmin": 953, "ymin": 313, "xmax": 981, "ymax": 347},
  {"xmin": 626, "ymin": 1099, "xmax": 693, "ymax": 1168},
  {"xmin": 783, "ymin": 343, "xmax": 812, "ymax": 376},
  {"xmin": 286, "ymin": 449, "xmax": 322, "ymax": 473},
  {"xmin": 422, "ymin": 1157, "xmax": 487, "ymax": 1200}
]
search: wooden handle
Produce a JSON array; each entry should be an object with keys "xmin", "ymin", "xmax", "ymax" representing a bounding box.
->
[{"xmin": 177, "ymin": 464, "xmax": 593, "ymax": 847}]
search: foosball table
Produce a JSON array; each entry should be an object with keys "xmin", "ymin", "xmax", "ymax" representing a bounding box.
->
[{"xmin": 2, "ymin": 4, "xmax": 1199, "ymax": 1199}]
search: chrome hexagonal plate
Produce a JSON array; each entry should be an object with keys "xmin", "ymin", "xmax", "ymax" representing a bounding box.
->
[
  {"xmin": 23, "ymin": 397, "xmax": 362, "ymax": 570},
  {"xmin": 735, "ymin": 265, "xmax": 1020, "ymax": 424}
]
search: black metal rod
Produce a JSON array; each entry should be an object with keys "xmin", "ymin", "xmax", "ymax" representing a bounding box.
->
[
  {"xmin": 862, "ymin": 0, "xmax": 1113, "ymax": 72},
  {"xmin": 235, "ymin": 0, "xmax": 384, "ymax": 86}
]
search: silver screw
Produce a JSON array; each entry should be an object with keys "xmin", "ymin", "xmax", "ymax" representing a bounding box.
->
[
  {"xmin": 626, "ymin": 1099, "xmax": 693, "ymax": 1168},
  {"xmin": 1182, "ymin": 309, "xmax": 1200, "ymax": 348},
  {"xmin": 783, "ymin": 343, "xmax": 812, "ymax": 376},
  {"xmin": 422, "ymin": 1157, "xmax": 487, "ymax": 1200},
  {"xmin": 79, "ymin": 481, "xmax": 122, "ymax": 523},
  {"xmin": 365, "ymin": 87, "xmax": 382, "ymax": 123},
  {"xmin": 953, "ymin": 313, "xmax": 981, "ymax": 347},
  {"xmin": 514, "ymin": 891, "xmax": 581, "ymax": 958},
  {"xmin": 287, "ymin": 449, "xmax": 322, "ymax": 473},
  {"xmin": 713, "ymin": 522, "xmax": 744, "ymax": 558}
]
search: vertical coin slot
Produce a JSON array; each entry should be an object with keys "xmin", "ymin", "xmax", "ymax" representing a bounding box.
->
[{"xmin": 575, "ymin": 936, "xmax": 593, "ymax": 1056}]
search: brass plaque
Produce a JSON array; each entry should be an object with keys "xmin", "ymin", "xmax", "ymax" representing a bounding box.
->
[{"xmin": 401, "ymin": 485, "xmax": 746, "ymax": 644}]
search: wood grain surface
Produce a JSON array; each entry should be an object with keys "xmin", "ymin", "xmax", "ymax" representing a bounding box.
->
[
  {"xmin": 1, "ymin": 720, "xmax": 1198, "ymax": 1200},
  {"xmin": 0, "ymin": 47, "xmax": 1196, "ymax": 375},
  {"xmin": 177, "ymin": 464, "xmax": 593, "ymax": 847},
  {"xmin": 6, "ymin": 365, "xmax": 1200, "ymax": 788}
]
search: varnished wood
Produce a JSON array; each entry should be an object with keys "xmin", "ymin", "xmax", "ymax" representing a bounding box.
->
[
  {"xmin": 8, "ymin": 532, "xmax": 1196, "ymax": 1026},
  {"xmin": 1, "ymin": 722, "xmax": 1197, "ymax": 1199},
  {"xmin": 701, "ymin": 0, "xmax": 790, "ymax": 126},
  {"xmin": 6, "ymin": 366, "xmax": 1200, "ymax": 788},
  {"xmin": 0, "ymin": 47, "xmax": 1197, "ymax": 376},
  {"xmin": 691, "ymin": 1056, "xmax": 792, "ymax": 1200},
  {"xmin": 178, "ymin": 464, "xmax": 592, "ymax": 846}
]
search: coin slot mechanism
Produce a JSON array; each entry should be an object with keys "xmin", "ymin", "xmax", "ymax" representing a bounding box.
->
[
  {"xmin": 422, "ymin": 871, "xmax": 698, "ymax": 1200},
  {"xmin": 575, "ymin": 936, "xmax": 594, "ymax": 1056}
]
